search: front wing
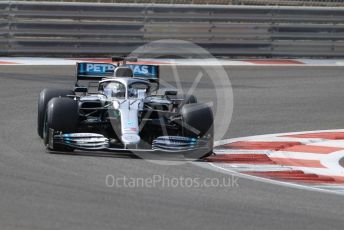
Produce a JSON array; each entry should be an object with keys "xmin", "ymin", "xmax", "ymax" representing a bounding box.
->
[{"xmin": 49, "ymin": 131, "xmax": 212, "ymax": 154}]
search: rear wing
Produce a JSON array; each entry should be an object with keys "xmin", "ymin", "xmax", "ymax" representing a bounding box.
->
[{"xmin": 76, "ymin": 62, "xmax": 159, "ymax": 81}]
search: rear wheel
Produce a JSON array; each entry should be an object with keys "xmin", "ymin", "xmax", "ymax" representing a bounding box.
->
[
  {"xmin": 169, "ymin": 94, "xmax": 197, "ymax": 113},
  {"xmin": 43, "ymin": 97, "xmax": 79, "ymax": 152},
  {"xmin": 175, "ymin": 94, "xmax": 197, "ymax": 105},
  {"xmin": 181, "ymin": 94, "xmax": 197, "ymax": 104},
  {"xmin": 37, "ymin": 88, "xmax": 74, "ymax": 138}
]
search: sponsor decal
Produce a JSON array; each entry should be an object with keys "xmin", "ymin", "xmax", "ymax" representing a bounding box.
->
[
  {"xmin": 124, "ymin": 128, "xmax": 138, "ymax": 132},
  {"xmin": 78, "ymin": 63, "xmax": 114, "ymax": 75},
  {"xmin": 122, "ymin": 134, "xmax": 140, "ymax": 144},
  {"xmin": 77, "ymin": 62, "xmax": 158, "ymax": 79},
  {"xmin": 85, "ymin": 63, "xmax": 115, "ymax": 73},
  {"xmin": 128, "ymin": 65, "xmax": 149, "ymax": 75}
]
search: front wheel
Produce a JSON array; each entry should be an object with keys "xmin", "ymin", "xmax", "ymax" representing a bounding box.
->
[
  {"xmin": 43, "ymin": 97, "xmax": 79, "ymax": 152},
  {"xmin": 180, "ymin": 103, "xmax": 214, "ymax": 159},
  {"xmin": 37, "ymin": 88, "xmax": 74, "ymax": 138}
]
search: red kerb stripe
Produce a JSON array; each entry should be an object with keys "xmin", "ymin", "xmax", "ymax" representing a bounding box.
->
[
  {"xmin": 282, "ymin": 132, "xmax": 344, "ymax": 140},
  {"xmin": 246, "ymin": 171, "xmax": 338, "ymax": 183},
  {"xmin": 0, "ymin": 61, "xmax": 18, "ymax": 64},
  {"xmin": 218, "ymin": 141, "xmax": 301, "ymax": 151},
  {"xmin": 206, "ymin": 154, "xmax": 273, "ymax": 164}
]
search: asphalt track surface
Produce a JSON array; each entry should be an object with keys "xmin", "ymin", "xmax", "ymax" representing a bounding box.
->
[{"xmin": 1, "ymin": 65, "xmax": 344, "ymax": 230}]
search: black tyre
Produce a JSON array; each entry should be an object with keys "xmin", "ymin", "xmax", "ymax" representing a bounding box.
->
[
  {"xmin": 179, "ymin": 94, "xmax": 197, "ymax": 104},
  {"xmin": 181, "ymin": 103, "xmax": 213, "ymax": 137},
  {"xmin": 181, "ymin": 103, "xmax": 214, "ymax": 158},
  {"xmin": 169, "ymin": 94, "xmax": 197, "ymax": 111},
  {"xmin": 37, "ymin": 88, "xmax": 74, "ymax": 138},
  {"xmin": 43, "ymin": 97, "xmax": 79, "ymax": 152}
]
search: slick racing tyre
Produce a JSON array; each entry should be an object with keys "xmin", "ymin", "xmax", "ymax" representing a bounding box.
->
[
  {"xmin": 43, "ymin": 97, "xmax": 78, "ymax": 152},
  {"xmin": 169, "ymin": 94, "xmax": 197, "ymax": 112},
  {"xmin": 181, "ymin": 94, "xmax": 197, "ymax": 104},
  {"xmin": 37, "ymin": 88, "xmax": 74, "ymax": 138},
  {"xmin": 175, "ymin": 94, "xmax": 197, "ymax": 105},
  {"xmin": 181, "ymin": 103, "xmax": 214, "ymax": 158}
]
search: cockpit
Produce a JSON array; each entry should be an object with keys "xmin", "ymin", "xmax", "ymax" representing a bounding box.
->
[
  {"xmin": 102, "ymin": 82, "xmax": 126, "ymax": 98},
  {"xmin": 99, "ymin": 80, "xmax": 150, "ymax": 99}
]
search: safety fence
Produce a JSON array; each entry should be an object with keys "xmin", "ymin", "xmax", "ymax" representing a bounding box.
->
[
  {"xmin": 17, "ymin": 0, "xmax": 344, "ymax": 7},
  {"xmin": 1, "ymin": 1, "xmax": 344, "ymax": 57}
]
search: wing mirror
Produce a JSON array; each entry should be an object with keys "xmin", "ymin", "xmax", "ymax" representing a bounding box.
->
[
  {"xmin": 164, "ymin": 90, "xmax": 177, "ymax": 96},
  {"xmin": 74, "ymin": 87, "xmax": 88, "ymax": 93}
]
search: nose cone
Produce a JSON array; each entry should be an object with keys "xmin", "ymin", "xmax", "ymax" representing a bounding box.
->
[{"xmin": 121, "ymin": 133, "xmax": 140, "ymax": 145}]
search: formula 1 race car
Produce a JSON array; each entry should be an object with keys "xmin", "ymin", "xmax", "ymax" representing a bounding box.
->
[{"xmin": 37, "ymin": 58, "xmax": 214, "ymax": 159}]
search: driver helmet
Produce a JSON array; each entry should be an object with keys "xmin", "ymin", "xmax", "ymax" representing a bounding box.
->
[{"xmin": 103, "ymin": 82, "xmax": 126, "ymax": 98}]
